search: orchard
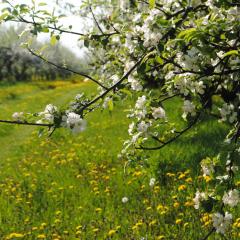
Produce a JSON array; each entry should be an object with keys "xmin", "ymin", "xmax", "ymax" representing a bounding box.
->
[{"xmin": 0, "ymin": 0, "xmax": 239, "ymax": 239}]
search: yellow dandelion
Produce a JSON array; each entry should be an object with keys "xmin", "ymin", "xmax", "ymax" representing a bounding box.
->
[
  {"xmin": 116, "ymin": 225, "xmax": 121, "ymax": 230},
  {"xmin": 166, "ymin": 172, "xmax": 175, "ymax": 177},
  {"xmin": 185, "ymin": 177, "xmax": 192, "ymax": 183},
  {"xmin": 132, "ymin": 225, "xmax": 138, "ymax": 230},
  {"xmin": 132, "ymin": 171, "xmax": 142, "ymax": 177},
  {"xmin": 204, "ymin": 176, "xmax": 212, "ymax": 182},
  {"xmin": 136, "ymin": 221, "xmax": 143, "ymax": 227},
  {"xmin": 75, "ymin": 230, "xmax": 82, "ymax": 235},
  {"xmin": 37, "ymin": 234, "xmax": 46, "ymax": 239},
  {"xmin": 176, "ymin": 219, "xmax": 183, "ymax": 225},
  {"xmin": 184, "ymin": 223, "xmax": 189, "ymax": 228},
  {"xmin": 95, "ymin": 208, "xmax": 102, "ymax": 212},
  {"xmin": 178, "ymin": 185, "xmax": 187, "ymax": 191},
  {"xmin": 76, "ymin": 225, "xmax": 82, "ymax": 230},
  {"xmin": 204, "ymin": 221, "xmax": 211, "ymax": 227},
  {"xmin": 41, "ymin": 223, "xmax": 47, "ymax": 228},
  {"xmin": 108, "ymin": 229, "xmax": 116, "ymax": 236},
  {"xmin": 178, "ymin": 173, "xmax": 186, "ymax": 180},
  {"xmin": 149, "ymin": 220, "xmax": 157, "ymax": 226},
  {"xmin": 54, "ymin": 219, "xmax": 61, "ymax": 224},
  {"xmin": 184, "ymin": 201, "xmax": 193, "ymax": 207},
  {"xmin": 173, "ymin": 202, "xmax": 180, "ymax": 208},
  {"xmin": 8, "ymin": 233, "xmax": 24, "ymax": 239}
]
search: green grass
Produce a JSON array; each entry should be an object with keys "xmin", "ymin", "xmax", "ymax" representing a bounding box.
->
[{"xmin": 0, "ymin": 82, "xmax": 239, "ymax": 240}]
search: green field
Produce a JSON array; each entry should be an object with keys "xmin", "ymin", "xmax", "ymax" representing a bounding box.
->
[{"xmin": 0, "ymin": 81, "xmax": 239, "ymax": 240}]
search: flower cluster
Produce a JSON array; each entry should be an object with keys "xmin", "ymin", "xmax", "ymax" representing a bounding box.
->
[{"xmin": 62, "ymin": 112, "xmax": 87, "ymax": 134}]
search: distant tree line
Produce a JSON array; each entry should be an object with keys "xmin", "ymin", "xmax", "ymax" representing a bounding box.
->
[{"xmin": 0, "ymin": 25, "xmax": 84, "ymax": 83}]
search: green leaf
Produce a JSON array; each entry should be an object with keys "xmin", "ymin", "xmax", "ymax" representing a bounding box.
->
[
  {"xmin": 38, "ymin": 2, "xmax": 47, "ymax": 6},
  {"xmin": 149, "ymin": 0, "xmax": 155, "ymax": 9},
  {"xmin": 0, "ymin": 12, "xmax": 9, "ymax": 21},
  {"xmin": 50, "ymin": 35, "xmax": 57, "ymax": 46},
  {"xmin": 41, "ymin": 27, "xmax": 49, "ymax": 33},
  {"xmin": 178, "ymin": 28, "xmax": 197, "ymax": 42},
  {"xmin": 155, "ymin": 56, "xmax": 164, "ymax": 65},
  {"xmin": 119, "ymin": 89, "xmax": 132, "ymax": 97},
  {"xmin": 223, "ymin": 50, "xmax": 238, "ymax": 58}
]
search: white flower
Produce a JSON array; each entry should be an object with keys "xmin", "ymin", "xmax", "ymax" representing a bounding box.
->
[
  {"xmin": 110, "ymin": 75, "xmax": 119, "ymax": 85},
  {"xmin": 39, "ymin": 104, "xmax": 58, "ymax": 122},
  {"xmin": 62, "ymin": 112, "xmax": 87, "ymax": 134},
  {"xmin": 137, "ymin": 121, "xmax": 150, "ymax": 133},
  {"xmin": 193, "ymin": 190, "xmax": 207, "ymax": 209},
  {"xmin": 222, "ymin": 189, "xmax": 240, "ymax": 207},
  {"xmin": 194, "ymin": 81, "xmax": 205, "ymax": 95},
  {"xmin": 175, "ymin": 76, "xmax": 192, "ymax": 96},
  {"xmin": 229, "ymin": 112, "xmax": 237, "ymax": 123},
  {"xmin": 75, "ymin": 93, "xmax": 84, "ymax": 100},
  {"xmin": 131, "ymin": 132, "xmax": 142, "ymax": 143},
  {"xmin": 182, "ymin": 100, "xmax": 196, "ymax": 119},
  {"xmin": 128, "ymin": 75, "xmax": 142, "ymax": 91},
  {"xmin": 217, "ymin": 51, "xmax": 225, "ymax": 59},
  {"xmin": 219, "ymin": 103, "xmax": 237, "ymax": 123},
  {"xmin": 201, "ymin": 161, "xmax": 215, "ymax": 176},
  {"xmin": 122, "ymin": 197, "xmax": 129, "ymax": 203},
  {"xmin": 45, "ymin": 104, "xmax": 58, "ymax": 114},
  {"xmin": 212, "ymin": 212, "xmax": 232, "ymax": 234},
  {"xmin": 135, "ymin": 109, "xmax": 147, "ymax": 120},
  {"xmin": 124, "ymin": 61, "xmax": 135, "ymax": 73},
  {"xmin": 216, "ymin": 175, "xmax": 229, "ymax": 183},
  {"xmin": 12, "ymin": 112, "xmax": 24, "ymax": 121},
  {"xmin": 128, "ymin": 122, "xmax": 135, "ymax": 135},
  {"xmin": 135, "ymin": 95, "xmax": 146, "ymax": 109},
  {"xmin": 149, "ymin": 178, "xmax": 156, "ymax": 187},
  {"xmin": 152, "ymin": 107, "xmax": 166, "ymax": 119},
  {"xmin": 134, "ymin": 95, "xmax": 147, "ymax": 120}
]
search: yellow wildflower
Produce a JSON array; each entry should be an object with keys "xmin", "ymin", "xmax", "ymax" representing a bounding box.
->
[
  {"xmin": 108, "ymin": 229, "xmax": 116, "ymax": 236},
  {"xmin": 8, "ymin": 233, "xmax": 24, "ymax": 239},
  {"xmin": 176, "ymin": 219, "xmax": 183, "ymax": 225},
  {"xmin": 37, "ymin": 234, "xmax": 46, "ymax": 239},
  {"xmin": 178, "ymin": 185, "xmax": 187, "ymax": 191}
]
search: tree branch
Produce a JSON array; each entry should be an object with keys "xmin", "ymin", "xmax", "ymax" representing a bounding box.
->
[
  {"xmin": 138, "ymin": 113, "xmax": 201, "ymax": 150},
  {"xmin": 0, "ymin": 120, "xmax": 52, "ymax": 127},
  {"xmin": 8, "ymin": 19, "xmax": 118, "ymax": 38},
  {"xmin": 89, "ymin": 5, "xmax": 104, "ymax": 34},
  {"xmin": 27, "ymin": 47, "xmax": 109, "ymax": 90}
]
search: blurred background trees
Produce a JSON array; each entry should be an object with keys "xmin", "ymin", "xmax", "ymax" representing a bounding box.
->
[{"xmin": 0, "ymin": 24, "xmax": 85, "ymax": 83}]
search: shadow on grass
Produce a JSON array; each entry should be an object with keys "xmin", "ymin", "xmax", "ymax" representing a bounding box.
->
[{"xmin": 154, "ymin": 117, "xmax": 229, "ymax": 184}]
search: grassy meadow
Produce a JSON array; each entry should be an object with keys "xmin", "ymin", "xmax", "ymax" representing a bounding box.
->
[{"xmin": 0, "ymin": 81, "xmax": 239, "ymax": 239}]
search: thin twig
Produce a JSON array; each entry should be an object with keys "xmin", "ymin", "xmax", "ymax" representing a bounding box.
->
[
  {"xmin": 200, "ymin": 228, "xmax": 215, "ymax": 240},
  {"xmin": 27, "ymin": 48, "xmax": 109, "ymax": 90},
  {"xmin": 89, "ymin": 5, "xmax": 104, "ymax": 34},
  {"xmin": 0, "ymin": 120, "xmax": 52, "ymax": 127}
]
